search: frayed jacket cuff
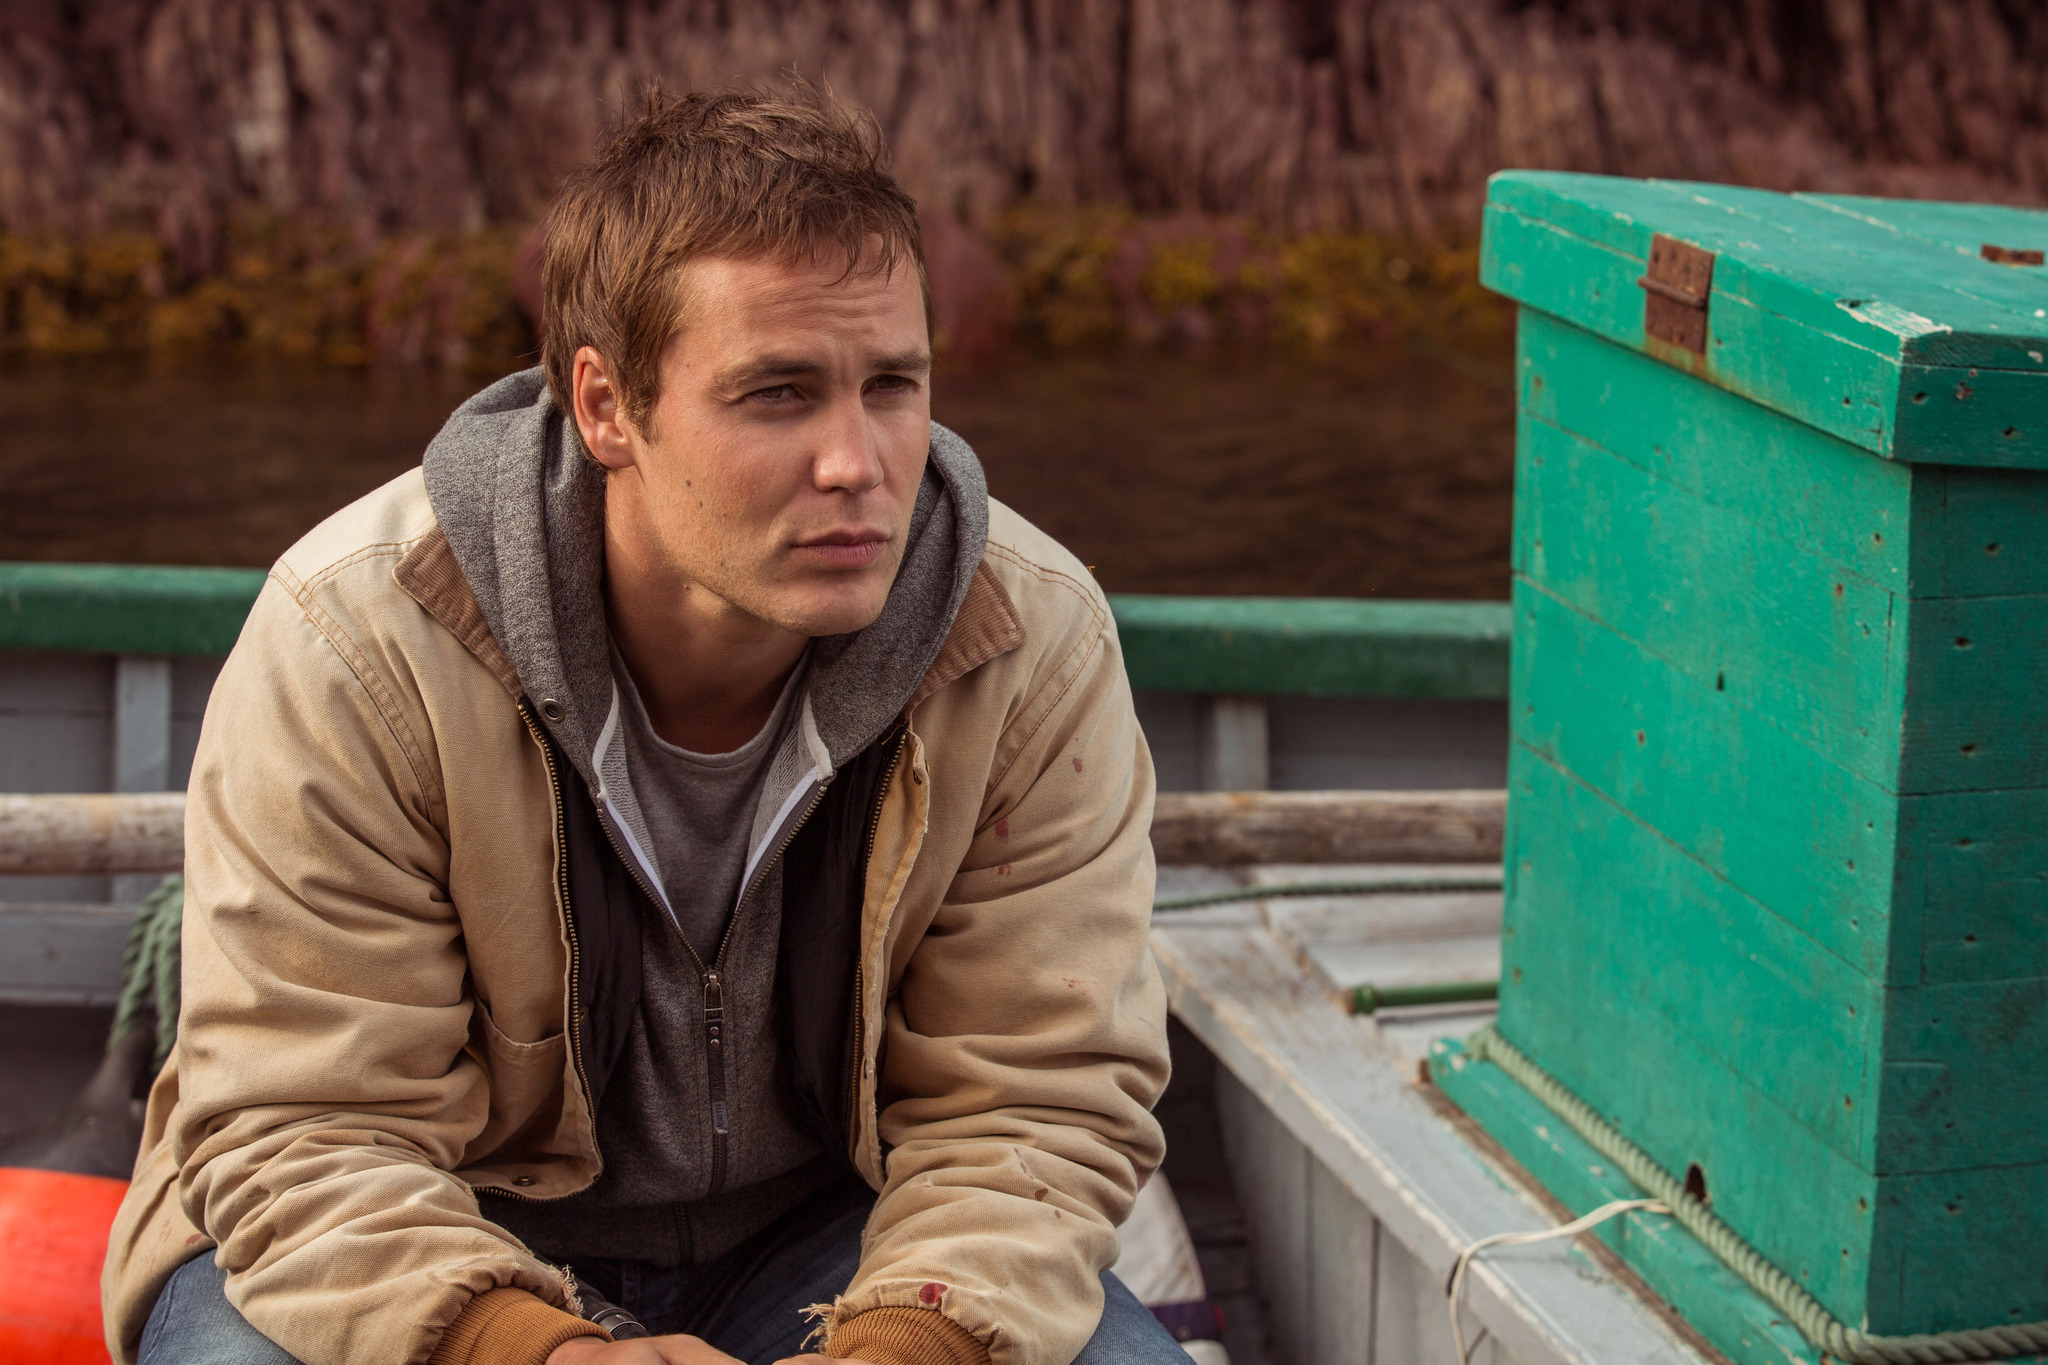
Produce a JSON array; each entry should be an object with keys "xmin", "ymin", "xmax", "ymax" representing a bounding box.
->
[
  {"xmin": 427, "ymin": 1286, "xmax": 606, "ymax": 1365},
  {"xmin": 829, "ymin": 1306, "xmax": 992, "ymax": 1365}
]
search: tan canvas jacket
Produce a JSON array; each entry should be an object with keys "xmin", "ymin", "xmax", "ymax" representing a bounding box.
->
[{"xmin": 101, "ymin": 468, "xmax": 1168, "ymax": 1365}]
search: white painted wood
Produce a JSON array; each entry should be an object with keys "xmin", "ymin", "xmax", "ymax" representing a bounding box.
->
[
  {"xmin": 1367, "ymin": 1003, "xmax": 1501, "ymax": 1069},
  {"xmin": 1375, "ymin": 1221, "xmax": 1510, "ymax": 1365},
  {"xmin": 1135, "ymin": 692, "xmax": 1509, "ymax": 795},
  {"xmin": 1307, "ymin": 1155, "xmax": 1379, "ymax": 1363},
  {"xmin": 113, "ymin": 655, "xmax": 174, "ymax": 902},
  {"xmin": 1268, "ymin": 697, "xmax": 1508, "ymax": 792},
  {"xmin": 1202, "ymin": 696, "xmax": 1271, "ymax": 792},
  {"xmin": 1218, "ymin": 1065, "xmax": 1311, "ymax": 1365},
  {"xmin": 1134, "ymin": 691, "xmax": 1204, "ymax": 794},
  {"xmin": 167, "ymin": 655, "xmax": 225, "ymax": 791},
  {"xmin": 1309, "ymin": 935, "xmax": 1501, "ymax": 997},
  {"xmin": 1152, "ymin": 911, "xmax": 1709, "ymax": 1365},
  {"xmin": 113, "ymin": 655, "xmax": 173, "ymax": 794},
  {"xmin": 0, "ymin": 902, "xmax": 134, "ymax": 1006}
]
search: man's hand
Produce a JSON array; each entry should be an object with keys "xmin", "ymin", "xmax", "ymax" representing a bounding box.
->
[{"xmin": 547, "ymin": 1334, "xmax": 744, "ymax": 1365}]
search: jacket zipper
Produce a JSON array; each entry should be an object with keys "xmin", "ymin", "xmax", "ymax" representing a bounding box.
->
[
  {"xmin": 848, "ymin": 727, "xmax": 910, "ymax": 1144},
  {"xmin": 503, "ymin": 701, "xmax": 594, "ymax": 1201}
]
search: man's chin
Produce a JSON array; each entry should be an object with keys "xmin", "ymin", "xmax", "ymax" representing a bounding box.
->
[{"xmin": 760, "ymin": 586, "xmax": 894, "ymax": 640}]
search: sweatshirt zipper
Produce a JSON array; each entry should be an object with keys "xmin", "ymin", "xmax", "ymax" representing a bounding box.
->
[
  {"xmin": 848, "ymin": 727, "xmax": 910, "ymax": 1142},
  {"xmin": 696, "ymin": 773, "xmax": 834, "ymax": 1195},
  {"xmin": 506, "ymin": 701, "xmax": 594, "ymax": 1200}
]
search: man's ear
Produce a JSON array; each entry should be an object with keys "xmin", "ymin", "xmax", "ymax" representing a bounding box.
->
[{"xmin": 571, "ymin": 346, "xmax": 638, "ymax": 471}]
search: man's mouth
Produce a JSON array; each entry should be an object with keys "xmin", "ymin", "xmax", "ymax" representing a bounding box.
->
[{"xmin": 793, "ymin": 530, "xmax": 890, "ymax": 569}]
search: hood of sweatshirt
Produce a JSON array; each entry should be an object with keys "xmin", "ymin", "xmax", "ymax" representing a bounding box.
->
[{"xmin": 418, "ymin": 367, "xmax": 988, "ymax": 920}]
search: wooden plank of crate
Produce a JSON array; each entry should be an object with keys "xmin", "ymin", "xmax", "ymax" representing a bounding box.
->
[
  {"xmin": 1515, "ymin": 410, "xmax": 1906, "ymax": 787},
  {"xmin": 1506, "ymin": 746, "xmax": 1883, "ymax": 1167},
  {"xmin": 1488, "ymin": 175, "xmax": 2048, "ymax": 370},
  {"xmin": 1513, "ymin": 579, "xmax": 1902, "ymax": 981},
  {"xmin": 1915, "ymin": 465, "xmax": 2048, "ymax": 599},
  {"xmin": 1150, "ymin": 910, "xmax": 1713, "ymax": 1365},
  {"xmin": 1522, "ymin": 313, "xmax": 2048, "ymax": 602},
  {"xmin": 1907, "ymin": 785, "xmax": 2048, "ymax": 983},
  {"xmin": 1517, "ymin": 409, "xmax": 2048, "ymax": 794},
  {"xmin": 1510, "ymin": 742, "xmax": 2048, "ymax": 1178},
  {"xmin": 1899, "ymin": 591, "xmax": 2048, "ymax": 792},
  {"xmin": 1519, "ymin": 310, "xmax": 1913, "ymax": 592}
]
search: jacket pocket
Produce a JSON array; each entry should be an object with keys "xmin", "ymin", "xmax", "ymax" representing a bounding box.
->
[{"xmin": 461, "ymin": 1001, "xmax": 570, "ymax": 1168}]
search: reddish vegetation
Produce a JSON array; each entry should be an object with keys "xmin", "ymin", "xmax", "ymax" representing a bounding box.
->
[{"xmin": 0, "ymin": 0, "xmax": 2042, "ymax": 265}]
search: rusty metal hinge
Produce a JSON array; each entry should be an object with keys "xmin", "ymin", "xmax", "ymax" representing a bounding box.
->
[{"xmin": 1639, "ymin": 234, "xmax": 1715, "ymax": 354}]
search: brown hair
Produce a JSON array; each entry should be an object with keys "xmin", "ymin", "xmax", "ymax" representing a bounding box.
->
[{"xmin": 539, "ymin": 83, "xmax": 925, "ymax": 429}]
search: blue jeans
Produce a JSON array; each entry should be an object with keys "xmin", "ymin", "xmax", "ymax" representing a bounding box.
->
[{"xmin": 140, "ymin": 1182, "xmax": 1189, "ymax": 1364}]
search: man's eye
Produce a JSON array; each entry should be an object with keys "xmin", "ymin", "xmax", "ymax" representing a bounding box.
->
[
  {"xmin": 867, "ymin": 375, "xmax": 916, "ymax": 395},
  {"xmin": 749, "ymin": 384, "xmax": 802, "ymax": 404}
]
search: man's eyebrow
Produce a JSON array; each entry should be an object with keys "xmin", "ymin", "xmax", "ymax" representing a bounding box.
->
[
  {"xmin": 872, "ymin": 350, "xmax": 933, "ymax": 375},
  {"xmin": 712, "ymin": 350, "xmax": 932, "ymax": 390},
  {"xmin": 714, "ymin": 355, "xmax": 825, "ymax": 390}
]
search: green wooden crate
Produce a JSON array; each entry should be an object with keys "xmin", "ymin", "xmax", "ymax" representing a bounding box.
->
[{"xmin": 1438, "ymin": 172, "xmax": 2048, "ymax": 1350}]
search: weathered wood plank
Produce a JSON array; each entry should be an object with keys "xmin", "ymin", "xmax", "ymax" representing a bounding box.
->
[
  {"xmin": 1518, "ymin": 309, "xmax": 1912, "ymax": 594},
  {"xmin": 0, "ymin": 793, "xmax": 184, "ymax": 875},
  {"xmin": 1914, "ymin": 465, "xmax": 2048, "ymax": 600},
  {"xmin": 1900, "ymin": 592, "xmax": 2048, "ymax": 792},
  {"xmin": 1306, "ymin": 1156, "xmax": 1380, "ymax": 1363},
  {"xmin": 1151, "ymin": 916, "xmax": 1713, "ymax": 1365},
  {"xmin": 1512, "ymin": 577, "xmax": 1899, "ymax": 980},
  {"xmin": 1504, "ymin": 743, "xmax": 1884, "ymax": 1170},
  {"xmin": 1521, "ymin": 577, "xmax": 2048, "ymax": 982},
  {"xmin": 1504, "ymin": 745, "xmax": 2048, "ymax": 1329},
  {"xmin": 1151, "ymin": 790, "xmax": 1505, "ymax": 865},
  {"xmin": 1905, "ymin": 785, "xmax": 2048, "ymax": 983},
  {"xmin": 1490, "ymin": 175, "xmax": 2048, "ymax": 370},
  {"xmin": 0, "ymin": 901, "xmax": 134, "ymax": 1006},
  {"xmin": 1215, "ymin": 1067, "xmax": 1311, "ymax": 1365},
  {"xmin": 0, "ymin": 789, "xmax": 1509, "ymax": 875},
  {"xmin": 1514, "ymin": 407, "xmax": 1906, "ymax": 786}
]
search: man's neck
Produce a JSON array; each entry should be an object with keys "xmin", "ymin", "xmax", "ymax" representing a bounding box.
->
[{"xmin": 603, "ymin": 511, "xmax": 808, "ymax": 756}]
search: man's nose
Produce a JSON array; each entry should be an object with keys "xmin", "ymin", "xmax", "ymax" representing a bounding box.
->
[{"xmin": 813, "ymin": 394, "xmax": 887, "ymax": 494}]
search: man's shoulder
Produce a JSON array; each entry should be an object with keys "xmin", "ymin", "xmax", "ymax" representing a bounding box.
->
[
  {"xmin": 979, "ymin": 499, "xmax": 1110, "ymax": 647},
  {"xmin": 270, "ymin": 467, "xmax": 437, "ymax": 593},
  {"xmin": 247, "ymin": 467, "xmax": 490, "ymax": 690}
]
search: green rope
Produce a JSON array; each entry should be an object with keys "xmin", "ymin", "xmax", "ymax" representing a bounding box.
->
[
  {"xmin": 110, "ymin": 874, "xmax": 184, "ymax": 1074},
  {"xmin": 1463, "ymin": 1025, "xmax": 2048, "ymax": 1364},
  {"xmin": 1351, "ymin": 979, "xmax": 1497, "ymax": 1014},
  {"xmin": 1154, "ymin": 875, "xmax": 1502, "ymax": 912}
]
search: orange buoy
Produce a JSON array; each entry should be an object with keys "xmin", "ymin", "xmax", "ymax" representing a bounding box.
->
[{"xmin": 0, "ymin": 1166, "xmax": 128, "ymax": 1365}]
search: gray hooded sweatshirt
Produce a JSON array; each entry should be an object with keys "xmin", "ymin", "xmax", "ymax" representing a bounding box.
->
[{"xmin": 419, "ymin": 370, "xmax": 987, "ymax": 1264}]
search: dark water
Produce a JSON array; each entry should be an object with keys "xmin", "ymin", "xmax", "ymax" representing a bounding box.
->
[{"xmin": 0, "ymin": 343, "xmax": 1513, "ymax": 599}]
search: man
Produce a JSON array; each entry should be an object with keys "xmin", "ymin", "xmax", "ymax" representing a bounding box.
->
[{"xmin": 103, "ymin": 89, "xmax": 1177, "ymax": 1365}]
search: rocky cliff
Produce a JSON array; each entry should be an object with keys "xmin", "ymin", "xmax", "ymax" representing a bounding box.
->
[{"xmin": 2, "ymin": 0, "xmax": 2042, "ymax": 264}]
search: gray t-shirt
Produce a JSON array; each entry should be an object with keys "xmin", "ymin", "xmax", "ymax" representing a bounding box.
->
[{"xmin": 613, "ymin": 645, "xmax": 807, "ymax": 961}]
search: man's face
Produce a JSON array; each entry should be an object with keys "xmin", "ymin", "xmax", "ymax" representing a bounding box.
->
[{"xmin": 578, "ymin": 250, "xmax": 932, "ymax": 638}]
